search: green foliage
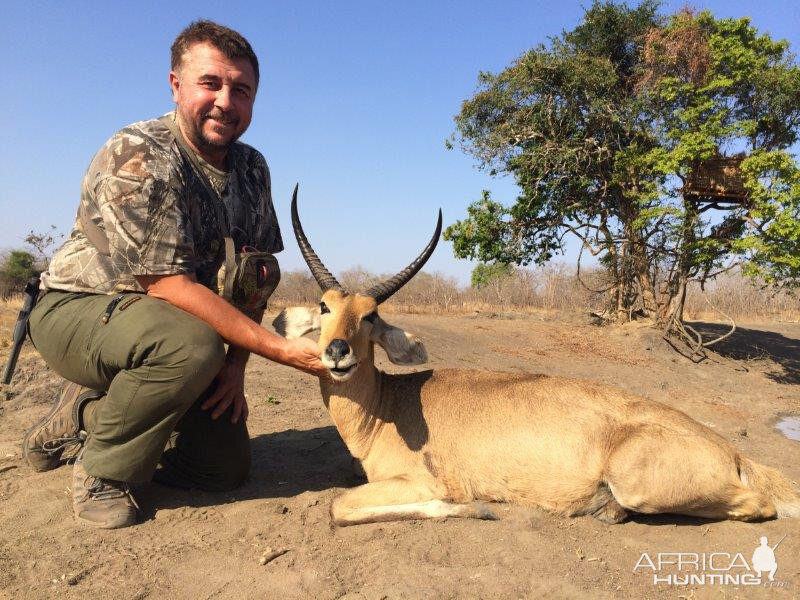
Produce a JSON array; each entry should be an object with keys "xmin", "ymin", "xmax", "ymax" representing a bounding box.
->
[
  {"xmin": 471, "ymin": 261, "xmax": 514, "ymax": 288},
  {"xmin": 0, "ymin": 250, "xmax": 39, "ymax": 297},
  {"xmin": 446, "ymin": 0, "xmax": 664, "ymax": 266},
  {"xmin": 448, "ymin": 0, "xmax": 800, "ymax": 321}
]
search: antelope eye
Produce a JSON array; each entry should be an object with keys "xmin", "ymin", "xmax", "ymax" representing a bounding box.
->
[
  {"xmin": 363, "ymin": 312, "xmax": 377, "ymax": 323},
  {"xmin": 319, "ymin": 302, "xmax": 330, "ymax": 314}
]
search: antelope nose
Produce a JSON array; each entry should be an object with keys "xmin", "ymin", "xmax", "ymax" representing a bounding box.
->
[{"xmin": 326, "ymin": 339, "xmax": 351, "ymax": 362}]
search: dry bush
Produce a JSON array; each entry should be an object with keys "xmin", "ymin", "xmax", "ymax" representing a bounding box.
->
[
  {"xmin": 338, "ymin": 267, "xmax": 382, "ymax": 293},
  {"xmin": 271, "ymin": 271, "xmax": 318, "ymax": 306},
  {"xmin": 270, "ymin": 264, "xmax": 608, "ymax": 315},
  {"xmin": 463, "ymin": 264, "xmax": 605, "ymax": 312},
  {"xmin": 270, "ymin": 264, "xmax": 799, "ymax": 323},
  {"xmin": 684, "ymin": 273, "xmax": 800, "ymax": 322},
  {"xmin": 388, "ymin": 272, "xmax": 461, "ymax": 312}
]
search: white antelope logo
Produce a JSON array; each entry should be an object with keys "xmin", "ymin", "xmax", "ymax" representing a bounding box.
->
[{"xmin": 274, "ymin": 186, "xmax": 800, "ymax": 527}]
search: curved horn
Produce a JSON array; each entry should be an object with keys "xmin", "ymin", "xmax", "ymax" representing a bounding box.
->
[
  {"xmin": 365, "ymin": 209, "xmax": 442, "ymax": 304},
  {"xmin": 291, "ymin": 184, "xmax": 343, "ymax": 292}
]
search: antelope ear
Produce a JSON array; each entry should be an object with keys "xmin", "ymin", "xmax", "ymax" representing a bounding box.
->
[
  {"xmin": 272, "ymin": 306, "xmax": 321, "ymax": 339},
  {"xmin": 369, "ymin": 315, "xmax": 428, "ymax": 365}
]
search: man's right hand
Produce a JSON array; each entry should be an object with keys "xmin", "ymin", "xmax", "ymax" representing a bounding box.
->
[{"xmin": 281, "ymin": 337, "xmax": 326, "ymax": 376}]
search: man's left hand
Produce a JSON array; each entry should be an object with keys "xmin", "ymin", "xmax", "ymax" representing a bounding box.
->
[{"xmin": 202, "ymin": 359, "xmax": 248, "ymax": 423}]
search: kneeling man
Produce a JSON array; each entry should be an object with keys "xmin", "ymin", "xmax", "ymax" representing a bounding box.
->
[{"xmin": 23, "ymin": 20, "xmax": 324, "ymax": 528}]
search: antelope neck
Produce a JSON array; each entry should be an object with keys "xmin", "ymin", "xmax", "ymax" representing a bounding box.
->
[{"xmin": 318, "ymin": 348, "xmax": 388, "ymax": 460}]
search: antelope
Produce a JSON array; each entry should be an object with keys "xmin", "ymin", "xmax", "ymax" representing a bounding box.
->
[{"xmin": 273, "ymin": 187, "xmax": 800, "ymax": 527}]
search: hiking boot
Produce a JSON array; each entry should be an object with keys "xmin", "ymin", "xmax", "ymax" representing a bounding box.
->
[
  {"xmin": 72, "ymin": 449, "xmax": 139, "ymax": 529},
  {"xmin": 22, "ymin": 381, "xmax": 104, "ymax": 472}
]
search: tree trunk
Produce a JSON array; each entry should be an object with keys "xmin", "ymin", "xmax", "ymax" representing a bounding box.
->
[
  {"xmin": 628, "ymin": 231, "xmax": 658, "ymax": 319},
  {"xmin": 658, "ymin": 197, "xmax": 699, "ymax": 332}
]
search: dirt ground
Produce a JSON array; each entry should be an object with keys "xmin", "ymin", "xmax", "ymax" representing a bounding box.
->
[{"xmin": 1, "ymin": 304, "xmax": 799, "ymax": 599}]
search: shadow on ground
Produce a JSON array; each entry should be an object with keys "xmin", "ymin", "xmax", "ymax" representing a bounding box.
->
[
  {"xmin": 139, "ymin": 426, "xmax": 360, "ymax": 518},
  {"xmin": 689, "ymin": 321, "xmax": 800, "ymax": 385},
  {"xmin": 628, "ymin": 513, "xmax": 724, "ymax": 527}
]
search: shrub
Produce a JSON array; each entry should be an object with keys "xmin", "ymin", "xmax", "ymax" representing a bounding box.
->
[{"xmin": 0, "ymin": 250, "xmax": 39, "ymax": 299}]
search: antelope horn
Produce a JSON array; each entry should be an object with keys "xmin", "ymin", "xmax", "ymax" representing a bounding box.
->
[
  {"xmin": 291, "ymin": 184, "xmax": 343, "ymax": 292},
  {"xmin": 365, "ymin": 209, "xmax": 442, "ymax": 304}
]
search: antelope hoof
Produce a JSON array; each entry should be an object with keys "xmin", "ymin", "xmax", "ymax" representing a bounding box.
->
[
  {"xmin": 471, "ymin": 502, "xmax": 499, "ymax": 521},
  {"xmin": 591, "ymin": 498, "xmax": 629, "ymax": 524}
]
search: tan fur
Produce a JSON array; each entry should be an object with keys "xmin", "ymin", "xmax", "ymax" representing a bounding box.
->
[{"xmin": 275, "ymin": 291, "xmax": 800, "ymax": 526}]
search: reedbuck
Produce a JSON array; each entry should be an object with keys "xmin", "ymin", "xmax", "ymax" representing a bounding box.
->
[{"xmin": 274, "ymin": 187, "xmax": 800, "ymax": 527}]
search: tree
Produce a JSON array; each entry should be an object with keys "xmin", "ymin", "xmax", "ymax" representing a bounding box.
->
[
  {"xmin": 471, "ymin": 261, "xmax": 515, "ymax": 288},
  {"xmin": 24, "ymin": 225, "xmax": 62, "ymax": 268},
  {"xmin": 0, "ymin": 250, "xmax": 39, "ymax": 298},
  {"xmin": 445, "ymin": 1, "xmax": 800, "ymax": 353}
]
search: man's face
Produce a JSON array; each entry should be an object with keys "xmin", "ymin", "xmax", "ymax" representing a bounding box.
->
[{"xmin": 169, "ymin": 42, "xmax": 257, "ymax": 157}]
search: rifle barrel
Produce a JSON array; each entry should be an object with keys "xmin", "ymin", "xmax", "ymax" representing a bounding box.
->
[
  {"xmin": 1, "ymin": 277, "xmax": 40, "ymax": 385},
  {"xmin": 771, "ymin": 534, "xmax": 787, "ymax": 551},
  {"xmin": 2, "ymin": 345, "xmax": 22, "ymax": 385}
]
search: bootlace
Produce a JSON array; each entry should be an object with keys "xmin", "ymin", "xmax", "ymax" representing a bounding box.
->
[
  {"xmin": 84, "ymin": 477, "xmax": 141, "ymax": 511},
  {"xmin": 41, "ymin": 431, "xmax": 87, "ymax": 456}
]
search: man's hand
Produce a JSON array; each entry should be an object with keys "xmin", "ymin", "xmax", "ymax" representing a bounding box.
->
[
  {"xmin": 283, "ymin": 337, "xmax": 326, "ymax": 377},
  {"xmin": 202, "ymin": 359, "xmax": 248, "ymax": 423}
]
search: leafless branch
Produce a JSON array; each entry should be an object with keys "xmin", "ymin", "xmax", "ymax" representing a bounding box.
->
[{"xmin": 699, "ymin": 294, "xmax": 737, "ymax": 348}]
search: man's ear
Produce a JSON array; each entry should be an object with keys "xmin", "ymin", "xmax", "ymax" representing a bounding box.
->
[
  {"xmin": 272, "ymin": 306, "xmax": 321, "ymax": 339},
  {"xmin": 369, "ymin": 315, "xmax": 428, "ymax": 365},
  {"xmin": 168, "ymin": 71, "xmax": 180, "ymax": 103}
]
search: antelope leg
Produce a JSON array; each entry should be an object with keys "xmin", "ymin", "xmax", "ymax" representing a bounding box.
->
[{"xmin": 330, "ymin": 477, "xmax": 497, "ymax": 526}]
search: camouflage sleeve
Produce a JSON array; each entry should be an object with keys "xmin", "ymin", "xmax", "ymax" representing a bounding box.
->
[{"xmin": 93, "ymin": 136, "xmax": 195, "ymax": 276}]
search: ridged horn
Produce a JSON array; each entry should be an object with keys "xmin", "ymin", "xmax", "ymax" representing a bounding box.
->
[
  {"xmin": 365, "ymin": 209, "xmax": 442, "ymax": 304},
  {"xmin": 291, "ymin": 184, "xmax": 343, "ymax": 292}
]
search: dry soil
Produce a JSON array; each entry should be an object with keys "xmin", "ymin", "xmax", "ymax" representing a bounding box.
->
[{"xmin": 1, "ymin": 306, "xmax": 798, "ymax": 599}]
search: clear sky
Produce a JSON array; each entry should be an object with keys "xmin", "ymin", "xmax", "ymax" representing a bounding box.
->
[{"xmin": 2, "ymin": 0, "xmax": 798, "ymax": 283}]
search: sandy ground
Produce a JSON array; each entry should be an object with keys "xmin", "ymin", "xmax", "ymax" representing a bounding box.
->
[{"xmin": 1, "ymin": 304, "xmax": 799, "ymax": 599}]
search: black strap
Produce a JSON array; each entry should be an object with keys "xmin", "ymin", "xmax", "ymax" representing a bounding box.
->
[{"xmin": 160, "ymin": 115, "xmax": 237, "ymax": 299}]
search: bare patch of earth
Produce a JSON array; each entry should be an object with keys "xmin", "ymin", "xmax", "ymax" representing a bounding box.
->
[{"xmin": 1, "ymin": 306, "xmax": 798, "ymax": 599}]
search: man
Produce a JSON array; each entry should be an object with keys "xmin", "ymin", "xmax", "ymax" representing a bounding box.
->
[
  {"xmin": 22, "ymin": 21, "xmax": 324, "ymax": 529},
  {"xmin": 752, "ymin": 537, "xmax": 779, "ymax": 582}
]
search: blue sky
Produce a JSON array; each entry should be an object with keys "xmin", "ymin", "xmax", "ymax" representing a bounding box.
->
[{"xmin": 2, "ymin": 0, "xmax": 798, "ymax": 283}]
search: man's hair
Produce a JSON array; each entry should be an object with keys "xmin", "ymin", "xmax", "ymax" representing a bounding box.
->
[{"xmin": 171, "ymin": 20, "xmax": 259, "ymax": 85}]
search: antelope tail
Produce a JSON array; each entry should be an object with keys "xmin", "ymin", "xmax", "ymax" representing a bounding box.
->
[{"xmin": 739, "ymin": 456, "xmax": 800, "ymax": 518}]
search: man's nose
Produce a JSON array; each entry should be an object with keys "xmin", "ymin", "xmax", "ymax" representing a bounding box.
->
[{"xmin": 214, "ymin": 86, "xmax": 233, "ymax": 110}]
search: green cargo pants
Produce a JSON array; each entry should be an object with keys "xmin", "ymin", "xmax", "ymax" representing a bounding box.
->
[{"xmin": 28, "ymin": 290, "xmax": 251, "ymax": 490}]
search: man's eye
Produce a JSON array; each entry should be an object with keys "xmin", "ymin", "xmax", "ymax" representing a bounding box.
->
[
  {"xmin": 363, "ymin": 312, "xmax": 377, "ymax": 323},
  {"xmin": 320, "ymin": 302, "xmax": 330, "ymax": 314}
]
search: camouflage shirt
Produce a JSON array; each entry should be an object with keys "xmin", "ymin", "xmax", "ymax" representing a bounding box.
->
[{"xmin": 41, "ymin": 112, "xmax": 283, "ymax": 295}]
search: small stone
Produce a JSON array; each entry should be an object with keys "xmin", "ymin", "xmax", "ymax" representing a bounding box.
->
[{"xmin": 736, "ymin": 427, "xmax": 747, "ymax": 437}]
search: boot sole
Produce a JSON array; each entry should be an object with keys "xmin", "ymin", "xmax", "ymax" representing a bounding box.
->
[{"xmin": 75, "ymin": 511, "xmax": 138, "ymax": 529}]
